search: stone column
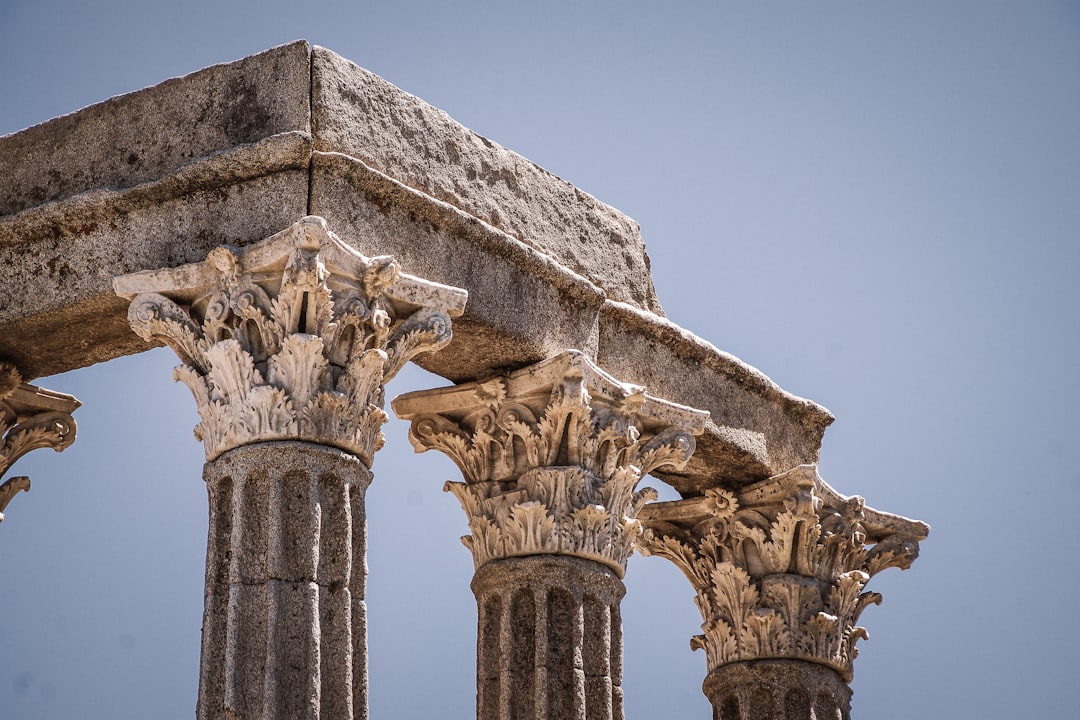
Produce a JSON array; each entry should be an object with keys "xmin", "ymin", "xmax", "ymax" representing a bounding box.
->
[
  {"xmin": 114, "ymin": 216, "xmax": 467, "ymax": 720},
  {"xmin": 637, "ymin": 465, "xmax": 929, "ymax": 720},
  {"xmin": 392, "ymin": 350, "xmax": 709, "ymax": 720},
  {"xmin": 0, "ymin": 361, "xmax": 80, "ymax": 523}
]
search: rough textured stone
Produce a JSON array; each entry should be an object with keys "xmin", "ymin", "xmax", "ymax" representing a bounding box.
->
[
  {"xmin": 312, "ymin": 46, "xmax": 663, "ymax": 315},
  {"xmin": 310, "ymin": 153, "xmax": 607, "ymax": 379},
  {"xmin": 201, "ymin": 442, "xmax": 371, "ymax": 720},
  {"xmin": 471, "ymin": 556, "xmax": 626, "ymax": 720},
  {"xmin": 0, "ymin": 41, "xmax": 833, "ymax": 492},
  {"xmin": 598, "ymin": 301, "xmax": 834, "ymax": 489},
  {"xmin": 0, "ymin": 40, "xmax": 311, "ymax": 215},
  {"xmin": 702, "ymin": 661, "xmax": 852, "ymax": 720},
  {"xmin": 0, "ymin": 164, "xmax": 311, "ymax": 379}
]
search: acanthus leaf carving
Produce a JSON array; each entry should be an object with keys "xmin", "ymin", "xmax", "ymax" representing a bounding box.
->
[
  {"xmin": 115, "ymin": 216, "xmax": 467, "ymax": 464},
  {"xmin": 637, "ymin": 464, "xmax": 929, "ymax": 681},
  {"xmin": 393, "ymin": 351, "xmax": 709, "ymax": 576},
  {"xmin": 0, "ymin": 362, "xmax": 81, "ymax": 523}
]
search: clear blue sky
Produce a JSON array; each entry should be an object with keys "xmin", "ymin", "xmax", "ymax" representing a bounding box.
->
[{"xmin": 1, "ymin": 2, "xmax": 1078, "ymax": 719}]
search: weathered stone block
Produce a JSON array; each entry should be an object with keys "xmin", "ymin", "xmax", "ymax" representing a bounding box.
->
[
  {"xmin": 0, "ymin": 166, "xmax": 310, "ymax": 379},
  {"xmin": 312, "ymin": 46, "xmax": 663, "ymax": 315},
  {"xmin": 0, "ymin": 40, "xmax": 311, "ymax": 215},
  {"xmin": 310, "ymin": 152, "xmax": 606, "ymax": 379},
  {"xmin": 598, "ymin": 301, "xmax": 833, "ymax": 488},
  {"xmin": 0, "ymin": 41, "xmax": 835, "ymax": 490}
]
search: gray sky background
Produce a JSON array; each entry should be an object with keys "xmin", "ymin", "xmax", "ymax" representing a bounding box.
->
[{"xmin": 1, "ymin": 2, "xmax": 1078, "ymax": 719}]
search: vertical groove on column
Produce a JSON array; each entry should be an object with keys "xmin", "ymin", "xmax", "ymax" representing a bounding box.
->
[
  {"xmin": 749, "ymin": 687, "xmax": 775, "ymax": 720},
  {"xmin": 509, "ymin": 588, "xmax": 536, "ymax": 720},
  {"xmin": 199, "ymin": 444, "xmax": 371, "ymax": 720},
  {"xmin": 784, "ymin": 688, "xmax": 811, "ymax": 720},
  {"xmin": 497, "ymin": 589, "xmax": 513, "ymax": 720},
  {"xmin": 225, "ymin": 467, "xmax": 270, "ymax": 719},
  {"xmin": 318, "ymin": 471, "xmax": 352, "ymax": 720},
  {"xmin": 546, "ymin": 587, "xmax": 584, "ymax": 720},
  {"xmin": 583, "ymin": 594, "xmax": 612, "ymax": 720},
  {"xmin": 718, "ymin": 695, "xmax": 740, "ymax": 720},
  {"xmin": 478, "ymin": 593, "xmax": 503, "ymax": 720},
  {"xmin": 471, "ymin": 557, "xmax": 626, "ymax": 720},
  {"xmin": 814, "ymin": 690, "xmax": 844, "ymax": 720},
  {"xmin": 609, "ymin": 602, "xmax": 623, "ymax": 720},
  {"xmin": 264, "ymin": 468, "xmax": 320, "ymax": 720},
  {"xmin": 703, "ymin": 661, "xmax": 852, "ymax": 720},
  {"xmin": 534, "ymin": 587, "xmax": 549, "ymax": 720},
  {"xmin": 198, "ymin": 473, "xmax": 232, "ymax": 719},
  {"xmin": 349, "ymin": 480, "xmax": 368, "ymax": 720}
]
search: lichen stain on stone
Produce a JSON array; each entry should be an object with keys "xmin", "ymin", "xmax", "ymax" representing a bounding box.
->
[{"xmin": 226, "ymin": 77, "xmax": 271, "ymax": 143}]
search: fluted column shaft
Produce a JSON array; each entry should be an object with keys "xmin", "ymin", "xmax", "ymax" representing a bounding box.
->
[
  {"xmin": 702, "ymin": 661, "xmax": 850, "ymax": 720},
  {"xmin": 473, "ymin": 556, "xmax": 625, "ymax": 720},
  {"xmin": 199, "ymin": 442, "xmax": 370, "ymax": 720}
]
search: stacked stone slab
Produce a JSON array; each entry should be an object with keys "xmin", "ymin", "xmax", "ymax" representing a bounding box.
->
[{"xmin": 0, "ymin": 42, "xmax": 929, "ymax": 720}]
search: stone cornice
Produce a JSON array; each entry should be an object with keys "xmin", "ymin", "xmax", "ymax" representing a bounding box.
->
[
  {"xmin": 115, "ymin": 216, "xmax": 467, "ymax": 463},
  {"xmin": 638, "ymin": 465, "xmax": 929, "ymax": 681},
  {"xmin": 393, "ymin": 351, "xmax": 709, "ymax": 575},
  {"xmin": 0, "ymin": 362, "xmax": 80, "ymax": 522}
]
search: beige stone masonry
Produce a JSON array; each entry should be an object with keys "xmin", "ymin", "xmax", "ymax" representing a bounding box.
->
[
  {"xmin": 0, "ymin": 362, "xmax": 80, "ymax": 523},
  {"xmin": 0, "ymin": 41, "xmax": 833, "ymax": 490}
]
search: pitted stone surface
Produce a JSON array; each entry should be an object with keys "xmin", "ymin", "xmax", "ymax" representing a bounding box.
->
[
  {"xmin": 0, "ymin": 40, "xmax": 311, "ymax": 215},
  {"xmin": 312, "ymin": 47, "xmax": 663, "ymax": 315},
  {"xmin": 702, "ymin": 660, "xmax": 852, "ymax": 720}
]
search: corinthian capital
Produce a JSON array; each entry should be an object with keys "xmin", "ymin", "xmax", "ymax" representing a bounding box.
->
[
  {"xmin": 638, "ymin": 465, "xmax": 929, "ymax": 681},
  {"xmin": 114, "ymin": 216, "xmax": 467, "ymax": 463},
  {"xmin": 0, "ymin": 362, "xmax": 80, "ymax": 523},
  {"xmin": 392, "ymin": 350, "xmax": 709, "ymax": 575}
]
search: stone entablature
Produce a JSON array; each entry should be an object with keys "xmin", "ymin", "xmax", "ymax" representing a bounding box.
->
[
  {"xmin": 393, "ymin": 350, "xmax": 708, "ymax": 575},
  {"xmin": 0, "ymin": 362, "xmax": 80, "ymax": 522},
  {"xmin": 114, "ymin": 216, "xmax": 467, "ymax": 463},
  {"xmin": 0, "ymin": 42, "xmax": 931, "ymax": 720},
  {"xmin": 0, "ymin": 41, "xmax": 834, "ymax": 492},
  {"xmin": 638, "ymin": 464, "xmax": 928, "ymax": 681}
]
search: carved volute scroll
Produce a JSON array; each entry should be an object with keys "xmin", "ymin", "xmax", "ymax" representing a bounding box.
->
[
  {"xmin": 638, "ymin": 464, "xmax": 929, "ymax": 681},
  {"xmin": 114, "ymin": 216, "xmax": 468, "ymax": 464},
  {"xmin": 392, "ymin": 350, "xmax": 710, "ymax": 576},
  {"xmin": 0, "ymin": 361, "xmax": 81, "ymax": 523}
]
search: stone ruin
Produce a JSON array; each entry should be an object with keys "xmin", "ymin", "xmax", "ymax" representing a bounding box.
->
[{"xmin": 0, "ymin": 41, "xmax": 929, "ymax": 720}]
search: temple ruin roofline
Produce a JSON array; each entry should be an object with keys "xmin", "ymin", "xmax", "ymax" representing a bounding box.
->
[{"xmin": 0, "ymin": 40, "xmax": 833, "ymax": 491}]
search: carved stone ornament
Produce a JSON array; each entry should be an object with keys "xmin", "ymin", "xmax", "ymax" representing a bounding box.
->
[
  {"xmin": 638, "ymin": 464, "xmax": 929, "ymax": 681},
  {"xmin": 0, "ymin": 361, "xmax": 80, "ymax": 523},
  {"xmin": 392, "ymin": 350, "xmax": 709, "ymax": 575},
  {"xmin": 114, "ymin": 216, "xmax": 468, "ymax": 464}
]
